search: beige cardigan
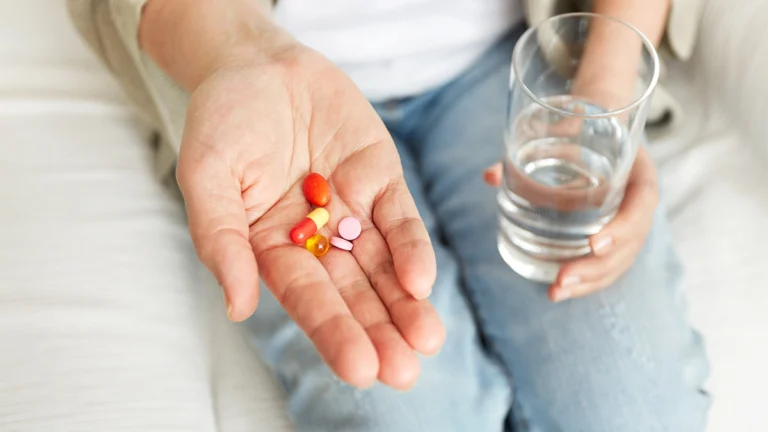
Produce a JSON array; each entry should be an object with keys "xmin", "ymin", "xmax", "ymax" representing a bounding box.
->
[{"xmin": 66, "ymin": 0, "xmax": 703, "ymax": 179}]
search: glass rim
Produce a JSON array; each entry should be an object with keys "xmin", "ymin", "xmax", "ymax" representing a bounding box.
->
[{"xmin": 511, "ymin": 12, "xmax": 660, "ymax": 119}]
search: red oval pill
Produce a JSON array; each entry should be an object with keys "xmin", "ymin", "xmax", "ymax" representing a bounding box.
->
[{"xmin": 303, "ymin": 172, "xmax": 331, "ymax": 207}]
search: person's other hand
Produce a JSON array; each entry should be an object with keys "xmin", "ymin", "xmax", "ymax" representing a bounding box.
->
[
  {"xmin": 483, "ymin": 146, "xmax": 658, "ymax": 302},
  {"xmin": 177, "ymin": 46, "xmax": 445, "ymax": 389}
]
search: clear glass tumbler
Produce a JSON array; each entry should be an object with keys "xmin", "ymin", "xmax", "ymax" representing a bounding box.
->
[{"xmin": 498, "ymin": 13, "xmax": 659, "ymax": 282}]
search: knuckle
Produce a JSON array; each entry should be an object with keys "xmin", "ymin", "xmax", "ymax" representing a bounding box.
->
[
  {"xmin": 571, "ymin": 282, "xmax": 601, "ymax": 299},
  {"xmin": 598, "ymin": 263, "xmax": 632, "ymax": 289},
  {"xmin": 196, "ymin": 229, "xmax": 224, "ymax": 265}
]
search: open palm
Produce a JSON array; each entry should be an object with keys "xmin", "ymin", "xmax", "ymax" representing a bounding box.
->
[{"xmin": 176, "ymin": 49, "xmax": 445, "ymax": 389}]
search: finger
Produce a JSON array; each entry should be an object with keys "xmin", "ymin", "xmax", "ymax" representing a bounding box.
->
[
  {"xmin": 549, "ymin": 148, "xmax": 659, "ymax": 302},
  {"xmin": 549, "ymin": 245, "xmax": 635, "ymax": 301},
  {"xmin": 372, "ymin": 178, "xmax": 436, "ymax": 299},
  {"xmin": 321, "ymin": 247, "xmax": 421, "ymax": 390},
  {"xmin": 483, "ymin": 163, "xmax": 503, "ymax": 187},
  {"xmin": 177, "ymin": 155, "xmax": 259, "ymax": 322},
  {"xmin": 548, "ymin": 275, "xmax": 623, "ymax": 303},
  {"xmin": 589, "ymin": 147, "xmax": 659, "ymax": 258},
  {"xmin": 353, "ymin": 226, "xmax": 445, "ymax": 356},
  {"xmin": 256, "ymin": 243, "xmax": 379, "ymax": 388}
]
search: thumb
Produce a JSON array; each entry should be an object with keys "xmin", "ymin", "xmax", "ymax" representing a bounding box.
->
[{"xmin": 176, "ymin": 155, "xmax": 260, "ymax": 322}]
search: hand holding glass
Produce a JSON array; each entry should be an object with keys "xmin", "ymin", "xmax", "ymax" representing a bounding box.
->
[{"xmin": 498, "ymin": 13, "xmax": 659, "ymax": 282}]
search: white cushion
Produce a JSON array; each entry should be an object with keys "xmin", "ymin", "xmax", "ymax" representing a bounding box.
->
[
  {"xmin": 0, "ymin": 1, "xmax": 291, "ymax": 430},
  {"xmin": 652, "ymin": 1, "xmax": 768, "ymax": 429}
]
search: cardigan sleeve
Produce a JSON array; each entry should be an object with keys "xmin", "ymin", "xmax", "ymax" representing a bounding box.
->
[
  {"xmin": 66, "ymin": 0, "xmax": 184, "ymax": 177},
  {"xmin": 66, "ymin": 0, "xmax": 272, "ymax": 178}
]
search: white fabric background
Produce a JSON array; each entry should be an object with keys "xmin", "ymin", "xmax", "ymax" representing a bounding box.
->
[
  {"xmin": 651, "ymin": 1, "xmax": 768, "ymax": 430},
  {"xmin": 1, "ymin": 0, "xmax": 767, "ymax": 431},
  {"xmin": 0, "ymin": 1, "xmax": 290, "ymax": 431}
]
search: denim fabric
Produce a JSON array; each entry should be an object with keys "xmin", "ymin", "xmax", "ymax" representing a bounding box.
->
[{"xmin": 247, "ymin": 27, "xmax": 710, "ymax": 432}]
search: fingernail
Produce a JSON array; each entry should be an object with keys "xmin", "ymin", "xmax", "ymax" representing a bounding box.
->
[
  {"xmin": 561, "ymin": 275, "xmax": 581, "ymax": 287},
  {"xmin": 553, "ymin": 285, "xmax": 572, "ymax": 302},
  {"xmin": 592, "ymin": 236, "xmax": 614, "ymax": 255},
  {"xmin": 552, "ymin": 276, "xmax": 579, "ymax": 302},
  {"xmin": 226, "ymin": 303, "xmax": 233, "ymax": 320}
]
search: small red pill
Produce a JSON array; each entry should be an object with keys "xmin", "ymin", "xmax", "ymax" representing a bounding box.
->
[
  {"xmin": 290, "ymin": 218, "xmax": 316, "ymax": 244},
  {"xmin": 289, "ymin": 208, "xmax": 330, "ymax": 244},
  {"xmin": 303, "ymin": 172, "xmax": 331, "ymax": 207}
]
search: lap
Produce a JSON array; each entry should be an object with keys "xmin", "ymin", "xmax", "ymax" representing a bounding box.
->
[
  {"xmin": 411, "ymin": 31, "xmax": 710, "ymax": 431},
  {"xmin": 247, "ymin": 136, "xmax": 510, "ymax": 432},
  {"xmin": 0, "ymin": 112, "xmax": 288, "ymax": 431}
]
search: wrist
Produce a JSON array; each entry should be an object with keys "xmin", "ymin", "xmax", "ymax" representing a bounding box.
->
[
  {"xmin": 195, "ymin": 30, "xmax": 303, "ymax": 89},
  {"xmin": 138, "ymin": 0, "xmax": 301, "ymax": 91}
]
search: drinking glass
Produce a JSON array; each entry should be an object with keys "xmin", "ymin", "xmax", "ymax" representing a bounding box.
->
[{"xmin": 498, "ymin": 13, "xmax": 659, "ymax": 282}]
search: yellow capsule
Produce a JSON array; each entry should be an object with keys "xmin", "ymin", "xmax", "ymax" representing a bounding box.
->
[
  {"xmin": 306, "ymin": 234, "xmax": 330, "ymax": 257},
  {"xmin": 306, "ymin": 208, "xmax": 329, "ymax": 230}
]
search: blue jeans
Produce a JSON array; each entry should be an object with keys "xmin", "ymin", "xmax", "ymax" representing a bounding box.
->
[{"xmin": 247, "ymin": 28, "xmax": 709, "ymax": 432}]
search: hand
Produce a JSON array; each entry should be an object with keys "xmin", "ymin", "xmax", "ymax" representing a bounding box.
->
[
  {"xmin": 483, "ymin": 146, "xmax": 659, "ymax": 301},
  {"xmin": 177, "ymin": 46, "xmax": 445, "ymax": 389}
]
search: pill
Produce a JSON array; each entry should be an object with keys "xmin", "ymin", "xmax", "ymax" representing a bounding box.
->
[
  {"xmin": 303, "ymin": 172, "xmax": 331, "ymax": 207},
  {"xmin": 306, "ymin": 234, "xmax": 330, "ymax": 257},
  {"xmin": 289, "ymin": 208, "xmax": 330, "ymax": 244},
  {"xmin": 330, "ymin": 236, "xmax": 353, "ymax": 251},
  {"xmin": 338, "ymin": 217, "xmax": 362, "ymax": 241}
]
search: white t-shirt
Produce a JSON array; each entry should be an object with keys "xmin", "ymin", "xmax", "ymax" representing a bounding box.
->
[{"xmin": 274, "ymin": 0, "xmax": 522, "ymax": 102}]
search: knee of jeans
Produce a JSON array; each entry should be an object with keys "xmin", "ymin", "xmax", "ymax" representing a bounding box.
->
[
  {"xmin": 506, "ymin": 278, "xmax": 710, "ymax": 431},
  {"xmin": 508, "ymin": 335, "xmax": 710, "ymax": 432},
  {"xmin": 513, "ymin": 386, "xmax": 709, "ymax": 432}
]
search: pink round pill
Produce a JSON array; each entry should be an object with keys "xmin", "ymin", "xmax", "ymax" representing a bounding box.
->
[
  {"xmin": 330, "ymin": 236, "xmax": 353, "ymax": 251},
  {"xmin": 338, "ymin": 217, "xmax": 361, "ymax": 241}
]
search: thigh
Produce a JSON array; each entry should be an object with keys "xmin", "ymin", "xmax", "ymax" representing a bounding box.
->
[
  {"xmin": 0, "ymin": 112, "xmax": 289, "ymax": 431},
  {"xmin": 247, "ymin": 135, "xmax": 511, "ymax": 432},
  {"xmin": 413, "ymin": 31, "xmax": 710, "ymax": 432}
]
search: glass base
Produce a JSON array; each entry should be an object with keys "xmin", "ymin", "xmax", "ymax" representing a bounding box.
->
[{"xmin": 497, "ymin": 234, "xmax": 562, "ymax": 283}]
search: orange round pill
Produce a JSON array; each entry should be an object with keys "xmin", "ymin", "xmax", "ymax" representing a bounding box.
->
[
  {"xmin": 303, "ymin": 172, "xmax": 331, "ymax": 207},
  {"xmin": 306, "ymin": 234, "xmax": 330, "ymax": 257}
]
